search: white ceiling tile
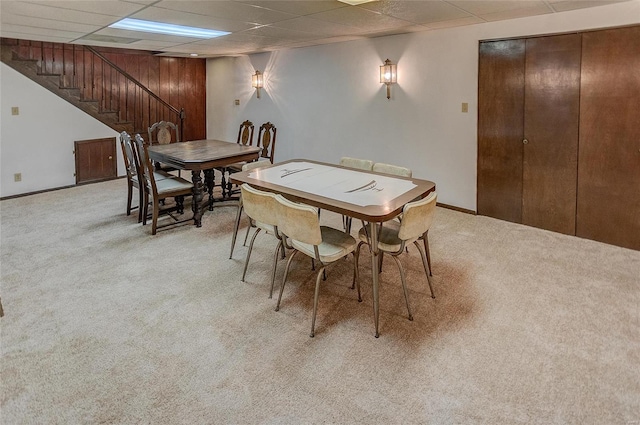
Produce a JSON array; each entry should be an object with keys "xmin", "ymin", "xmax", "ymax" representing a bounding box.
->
[
  {"xmin": 1, "ymin": 1, "xmax": 122, "ymax": 26},
  {"xmin": 269, "ymin": 16, "xmax": 361, "ymax": 36},
  {"xmin": 423, "ymin": 15, "xmax": 485, "ymax": 29},
  {"xmin": 1, "ymin": 14, "xmax": 103, "ymax": 34},
  {"xmin": 358, "ymin": 0, "xmax": 472, "ymax": 24},
  {"xmin": 155, "ymin": 1, "xmax": 298, "ymax": 25},
  {"xmin": 26, "ymin": 1, "xmax": 146, "ymax": 16},
  {"xmin": 308, "ymin": 5, "xmax": 411, "ymax": 29},
  {"xmin": 448, "ymin": 1, "xmax": 548, "ymax": 15},
  {"xmin": 548, "ymin": 0, "xmax": 628, "ymax": 12},
  {"xmin": 0, "ymin": 31, "xmax": 74, "ymax": 43},
  {"xmin": 480, "ymin": 4, "xmax": 553, "ymax": 21},
  {"xmin": 238, "ymin": 0, "xmax": 347, "ymax": 15},
  {"xmin": 0, "ymin": 23, "xmax": 85, "ymax": 39}
]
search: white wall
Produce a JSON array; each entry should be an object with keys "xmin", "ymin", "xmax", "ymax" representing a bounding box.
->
[
  {"xmin": 206, "ymin": 1, "xmax": 640, "ymax": 211},
  {"xmin": 0, "ymin": 63, "xmax": 121, "ymax": 198}
]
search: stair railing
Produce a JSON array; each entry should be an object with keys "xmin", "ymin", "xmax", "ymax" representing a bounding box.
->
[{"xmin": 6, "ymin": 39, "xmax": 184, "ymax": 142}]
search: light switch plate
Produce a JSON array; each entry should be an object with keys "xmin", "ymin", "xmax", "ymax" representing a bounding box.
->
[
  {"xmin": 11, "ymin": 107, "xmax": 19, "ymax": 115},
  {"xmin": 461, "ymin": 103, "xmax": 468, "ymax": 113}
]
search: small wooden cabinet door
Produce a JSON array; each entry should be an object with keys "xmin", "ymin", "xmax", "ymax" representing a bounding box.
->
[
  {"xmin": 74, "ymin": 137, "xmax": 117, "ymax": 184},
  {"xmin": 577, "ymin": 26, "xmax": 640, "ymax": 250},
  {"xmin": 522, "ymin": 34, "xmax": 581, "ymax": 235},
  {"xmin": 477, "ymin": 39, "xmax": 525, "ymax": 224}
]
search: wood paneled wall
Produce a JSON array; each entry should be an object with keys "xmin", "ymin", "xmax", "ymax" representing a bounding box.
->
[{"xmin": 5, "ymin": 39, "xmax": 206, "ymax": 142}]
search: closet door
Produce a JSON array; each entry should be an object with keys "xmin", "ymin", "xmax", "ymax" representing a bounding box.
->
[
  {"xmin": 478, "ymin": 40, "xmax": 525, "ymax": 223},
  {"xmin": 577, "ymin": 26, "xmax": 640, "ymax": 250},
  {"xmin": 522, "ymin": 34, "xmax": 581, "ymax": 235}
]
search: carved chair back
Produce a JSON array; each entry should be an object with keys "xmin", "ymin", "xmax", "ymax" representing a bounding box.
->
[
  {"xmin": 257, "ymin": 122, "xmax": 277, "ymax": 163},
  {"xmin": 148, "ymin": 121, "xmax": 180, "ymax": 145},
  {"xmin": 237, "ymin": 120, "xmax": 255, "ymax": 146}
]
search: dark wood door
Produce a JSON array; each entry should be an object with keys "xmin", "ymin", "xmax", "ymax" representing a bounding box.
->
[
  {"xmin": 75, "ymin": 137, "xmax": 117, "ymax": 184},
  {"xmin": 522, "ymin": 34, "xmax": 581, "ymax": 235},
  {"xmin": 478, "ymin": 39, "xmax": 525, "ymax": 223},
  {"xmin": 577, "ymin": 26, "xmax": 640, "ymax": 250}
]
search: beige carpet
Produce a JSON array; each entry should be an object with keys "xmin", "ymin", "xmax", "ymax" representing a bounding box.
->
[{"xmin": 1, "ymin": 179, "xmax": 639, "ymax": 424}]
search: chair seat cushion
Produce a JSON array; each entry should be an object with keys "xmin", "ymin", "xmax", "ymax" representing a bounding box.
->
[
  {"xmin": 155, "ymin": 177, "xmax": 193, "ymax": 196},
  {"xmin": 153, "ymin": 170, "xmax": 174, "ymax": 181},
  {"xmin": 292, "ymin": 226, "xmax": 357, "ymax": 263},
  {"xmin": 227, "ymin": 162, "xmax": 246, "ymax": 172},
  {"xmin": 255, "ymin": 220, "xmax": 276, "ymax": 234},
  {"xmin": 358, "ymin": 222, "xmax": 418, "ymax": 253}
]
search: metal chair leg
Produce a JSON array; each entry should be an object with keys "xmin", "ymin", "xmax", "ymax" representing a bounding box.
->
[
  {"xmin": 390, "ymin": 255, "xmax": 412, "ymax": 321},
  {"xmin": 276, "ymin": 250, "xmax": 299, "ymax": 311},
  {"xmin": 414, "ymin": 241, "xmax": 435, "ymax": 298},
  {"xmin": 423, "ymin": 231, "xmax": 432, "ymax": 276},
  {"xmin": 269, "ymin": 241, "xmax": 284, "ymax": 298},
  {"xmin": 310, "ymin": 266, "xmax": 326, "ymax": 337},
  {"xmin": 241, "ymin": 228, "xmax": 262, "ymax": 282},
  {"xmin": 352, "ymin": 246, "xmax": 362, "ymax": 302},
  {"xmin": 229, "ymin": 204, "xmax": 243, "ymax": 259}
]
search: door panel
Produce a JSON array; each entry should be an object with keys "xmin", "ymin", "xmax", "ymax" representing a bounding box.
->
[
  {"xmin": 577, "ymin": 26, "xmax": 640, "ymax": 250},
  {"xmin": 523, "ymin": 34, "xmax": 581, "ymax": 235},
  {"xmin": 478, "ymin": 40, "xmax": 525, "ymax": 223},
  {"xmin": 75, "ymin": 137, "xmax": 117, "ymax": 184}
]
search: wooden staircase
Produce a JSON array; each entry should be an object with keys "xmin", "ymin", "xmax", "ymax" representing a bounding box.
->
[{"xmin": 1, "ymin": 39, "xmax": 184, "ymax": 138}]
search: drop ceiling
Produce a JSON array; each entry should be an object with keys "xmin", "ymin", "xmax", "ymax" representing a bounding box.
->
[{"xmin": 0, "ymin": 0, "xmax": 630, "ymax": 57}]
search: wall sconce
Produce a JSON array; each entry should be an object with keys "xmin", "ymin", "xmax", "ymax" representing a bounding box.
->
[
  {"xmin": 252, "ymin": 70, "xmax": 263, "ymax": 99},
  {"xmin": 380, "ymin": 59, "xmax": 397, "ymax": 100}
]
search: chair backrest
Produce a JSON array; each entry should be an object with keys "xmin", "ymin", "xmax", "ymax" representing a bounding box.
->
[
  {"xmin": 133, "ymin": 134, "xmax": 158, "ymax": 195},
  {"xmin": 398, "ymin": 192, "xmax": 438, "ymax": 241},
  {"xmin": 274, "ymin": 194, "xmax": 322, "ymax": 246},
  {"xmin": 148, "ymin": 121, "xmax": 180, "ymax": 145},
  {"xmin": 340, "ymin": 157, "xmax": 374, "ymax": 171},
  {"xmin": 237, "ymin": 120, "xmax": 254, "ymax": 146},
  {"xmin": 242, "ymin": 161, "xmax": 268, "ymax": 172},
  {"xmin": 257, "ymin": 122, "xmax": 277, "ymax": 163},
  {"xmin": 372, "ymin": 162, "xmax": 412, "ymax": 177},
  {"xmin": 120, "ymin": 131, "xmax": 139, "ymax": 181},
  {"xmin": 240, "ymin": 184, "xmax": 279, "ymax": 228}
]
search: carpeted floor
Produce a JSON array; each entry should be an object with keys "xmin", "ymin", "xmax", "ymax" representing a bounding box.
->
[{"xmin": 1, "ymin": 178, "xmax": 639, "ymax": 424}]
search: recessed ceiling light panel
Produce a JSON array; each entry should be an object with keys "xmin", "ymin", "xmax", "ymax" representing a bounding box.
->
[{"xmin": 109, "ymin": 18, "xmax": 230, "ymax": 39}]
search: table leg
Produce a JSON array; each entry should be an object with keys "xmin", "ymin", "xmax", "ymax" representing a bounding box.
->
[
  {"xmin": 370, "ymin": 222, "xmax": 381, "ymax": 338},
  {"xmin": 203, "ymin": 169, "xmax": 215, "ymax": 211},
  {"xmin": 191, "ymin": 170, "xmax": 204, "ymax": 227}
]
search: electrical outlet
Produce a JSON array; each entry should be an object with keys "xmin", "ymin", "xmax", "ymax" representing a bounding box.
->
[
  {"xmin": 234, "ymin": 99, "xmax": 240, "ymax": 106},
  {"xmin": 14, "ymin": 173, "xmax": 22, "ymax": 182},
  {"xmin": 461, "ymin": 103, "xmax": 469, "ymax": 113},
  {"xmin": 11, "ymin": 107, "xmax": 19, "ymax": 115}
]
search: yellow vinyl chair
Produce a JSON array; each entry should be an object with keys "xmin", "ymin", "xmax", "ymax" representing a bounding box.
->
[
  {"xmin": 353, "ymin": 192, "xmax": 437, "ymax": 321},
  {"xmin": 229, "ymin": 161, "xmax": 272, "ymax": 259},
  {"xmin": 339, "ymin": 157, "xmax": 373, "ymax": 171},
  {"xmin": 372, "ymin": 162, "xmax": 412, "ymax": 178},
  {"xmin": 237, "ymin": 183, "xmax": 284, "ymax": 298},
  {"xmin": 274, "ymin": 195, "xmax": 358, "ymax": 337}
]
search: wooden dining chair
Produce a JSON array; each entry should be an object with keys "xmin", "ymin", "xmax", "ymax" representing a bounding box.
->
[
  {"xmin": 256, "ymin": 122, "xmax": 277, "ymax": 164},
  {"xmin": 353, "ymin": 192, "xmax": 437, "ymax": 321},
  {"xmin": 274, "ymin": 194, "xmax": 358, "ymax": 337},
  {"xmin": 148, "ymin": 121, "xmax": 181, "ymax": 176},
  {"xmin": 120, "ymin": 131, "xmax": 144, "ymax": 222},
  {"xmin": 218, "ymin": 120, "xmax": 255, "ymax": 198},
  {"xmin": 133, "ymin": 134, "xmax": 194, "ymax": 235}
]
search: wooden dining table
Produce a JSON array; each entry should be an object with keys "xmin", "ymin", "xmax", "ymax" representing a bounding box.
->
[
  {"xmin": 230, "ymin": 159, "xmax": 436, "ymax": 337},
  {"xmin": 147, "ymin": 139, "xmax": 261, "ymax": 227}
]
